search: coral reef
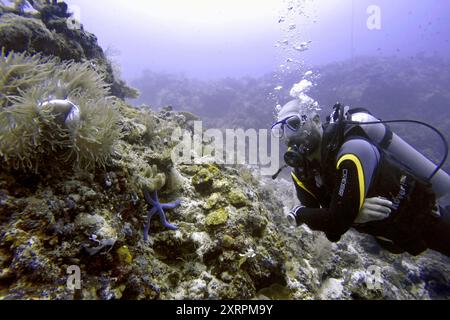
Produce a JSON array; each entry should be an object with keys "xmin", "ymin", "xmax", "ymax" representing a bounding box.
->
[{"xmin": 0, "ymin": 98, "xmax": 294, "ymax": 299}]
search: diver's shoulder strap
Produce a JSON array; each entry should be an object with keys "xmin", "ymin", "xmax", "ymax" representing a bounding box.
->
[{"xmin": 323, "ymin": 106, "xmax": 378, "ymax": 176}]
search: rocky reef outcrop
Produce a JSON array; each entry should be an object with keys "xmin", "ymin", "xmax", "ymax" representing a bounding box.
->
[{"xmin": 0, "ymin": 0, "xmax": 138, "ymax": 100}]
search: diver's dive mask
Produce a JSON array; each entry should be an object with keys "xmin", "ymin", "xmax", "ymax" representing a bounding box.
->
[
  {"xmin": 272, "ymin": 112, "xmax": 321, "ymax": 156},
  {"xmin": 271, "ymin": 114, "xmax": 308, "ymax": 139}
]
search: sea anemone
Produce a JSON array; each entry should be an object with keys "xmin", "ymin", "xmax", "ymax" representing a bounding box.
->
[{"xmin": 0, "ymin": 50, "xmax": 122, "ymax": 172}]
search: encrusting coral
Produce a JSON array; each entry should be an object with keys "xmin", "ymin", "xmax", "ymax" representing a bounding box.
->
[{"xmin": 0, "ymin": 50, "xmax": 122, "ymax": 172}]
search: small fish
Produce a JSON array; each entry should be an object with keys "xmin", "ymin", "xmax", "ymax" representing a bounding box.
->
[{"xmin": 39, "ymin": 99, "xmax": 80, "ymax": 130}]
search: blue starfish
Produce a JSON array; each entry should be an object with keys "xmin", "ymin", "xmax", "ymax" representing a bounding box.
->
[{"xmin": 143, "ymin": 189, "xmax": 181, "ymax": 241}]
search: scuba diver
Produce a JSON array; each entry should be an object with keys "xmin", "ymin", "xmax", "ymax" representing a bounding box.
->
[{"xmin": 271, "ymin": 99, "xmax": 450, "ymax": 257}]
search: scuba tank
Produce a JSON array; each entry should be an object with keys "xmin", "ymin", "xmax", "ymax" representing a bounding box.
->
[{"xmin": 330, "ymin": 104, "xmax": 450, "ymax": 199}]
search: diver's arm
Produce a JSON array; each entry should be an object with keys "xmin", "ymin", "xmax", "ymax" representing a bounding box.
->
[
  {"xmin": 293, "ymin": 139, "xmax": 380, "ymax": 242},
  {"xmin": 293, "ymin": 160, "xmax": 362, "ymax": 242}
]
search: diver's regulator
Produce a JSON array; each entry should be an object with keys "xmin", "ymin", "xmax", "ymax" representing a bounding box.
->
[{"xmin": 271, "ymin": 145, "xmax": 309, "ymax": 180}]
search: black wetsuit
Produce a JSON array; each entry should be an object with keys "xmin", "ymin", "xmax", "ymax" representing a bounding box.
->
[{"xmin": 292, "ymin": 129, "xmax": 450, "ymax": 257}]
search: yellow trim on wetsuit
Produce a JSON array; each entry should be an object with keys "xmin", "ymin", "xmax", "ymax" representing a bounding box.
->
[
  {"xmin": 291, "ymin": 172, "xmax": 318, "ymax": 200},
  {"xmin": 336, "ymin": 154, "xmax": 365, "ymax": 210}
]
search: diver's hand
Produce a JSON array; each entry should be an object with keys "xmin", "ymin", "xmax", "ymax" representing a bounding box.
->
[
  {"xmin": 355, "ymin": 197, "xmax": 393, "ymax": 224},
  {"xmin": 287, "ymin": 205, "xmax": 305, "ymax": 226}
]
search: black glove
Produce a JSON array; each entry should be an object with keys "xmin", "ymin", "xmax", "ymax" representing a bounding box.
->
[{"xmin": 287, "ymin": 205, "xmax": 305, "ymax": 226}]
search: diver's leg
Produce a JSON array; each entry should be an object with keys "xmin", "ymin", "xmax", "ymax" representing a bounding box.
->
[{"xmin": 424, "ymin": 206, "xmax": 450, "ymax": 257}]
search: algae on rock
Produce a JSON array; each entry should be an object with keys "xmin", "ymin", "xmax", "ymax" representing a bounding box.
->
[
  {"xmin": 191, "ymin": 164, "xmax": 221, "ymax": 194},
  {"xmin": 205, "ymin": 208, "xmax": 229, "ymax": 226}
]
